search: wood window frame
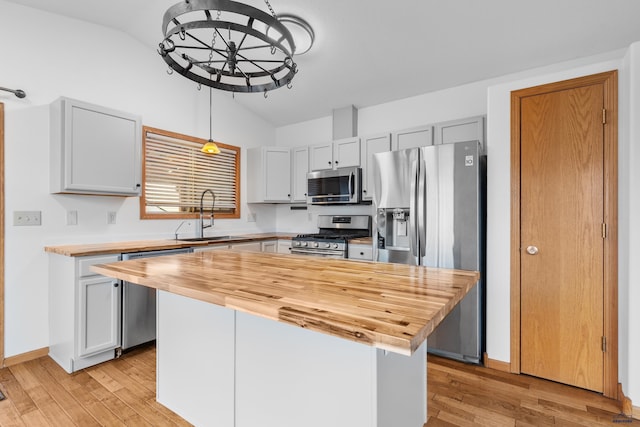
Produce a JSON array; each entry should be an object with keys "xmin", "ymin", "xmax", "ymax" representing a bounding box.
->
[
  {"xmin": 140, "ymin": 126, "xmax": 241, "ymax": 220},
  {"xmin": 510, "ymin": 70, "xmax": 618, "ymax": 398}
]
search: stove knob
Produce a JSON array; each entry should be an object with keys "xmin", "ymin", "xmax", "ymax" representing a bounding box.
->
[
  {"xmin": 302, "ymin": 241, "xmax": 308, "ymax": 247},
  {"xmin": 324, "ymin": 243, "xmax": 331, "ymax": 249},
  {"xmin": 313, "ymin": 242, "xmax": 319, "ymax": 248},
  {"xmin": 332, "ymin": 243, "xmax": 339, "ymax": 249}
]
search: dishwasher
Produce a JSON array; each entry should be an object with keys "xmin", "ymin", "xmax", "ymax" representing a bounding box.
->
[{"xmin": 121, "ymin": 247, "xmax": 192, "ymax": 350}]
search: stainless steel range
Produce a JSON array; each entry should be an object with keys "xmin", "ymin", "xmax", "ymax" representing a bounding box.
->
[{"xmin": 291, "ymin": 215, "xmax": 371, "ymax": 258}]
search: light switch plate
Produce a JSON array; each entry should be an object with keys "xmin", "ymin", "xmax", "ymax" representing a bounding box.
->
[
  {"xmin": 107, "ymin": 211, "xmax": 117, "ymax": 224},
  {"xmin": 67, "ymin": 210, "xmax": 78, "ymax": 226},
  {"xmin": 14, "ymin": 211, "xmax": 42, "ymax": 226}
]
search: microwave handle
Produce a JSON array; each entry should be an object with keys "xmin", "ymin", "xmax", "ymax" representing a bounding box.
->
[{"xmin": 348, "ymin": 171, "xmax": 354, "ymax": 197}]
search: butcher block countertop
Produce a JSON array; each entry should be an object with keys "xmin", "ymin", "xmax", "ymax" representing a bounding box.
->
[
  {"xmin": 44, "ymin": 233, "xmax": 297, "ymax": 257},
  {"xmin": 92, "ymin": 251, "xmax": 479, "ymax": 355}
]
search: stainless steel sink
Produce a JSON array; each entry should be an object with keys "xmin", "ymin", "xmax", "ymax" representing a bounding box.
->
[{"xmin": 178, "ymin": 236, "xmax": 231, "ymax": 242}]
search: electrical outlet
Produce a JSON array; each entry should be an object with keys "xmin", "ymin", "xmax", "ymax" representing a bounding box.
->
[
  {"xmin": 107, "ymin": 211, "xmax": 117, "ymax": 225},
  {"xmin": 248, "ymin": 213, "xmax": 257, "ymax": 222},
  {"xmin": 14, "ymin": 211, "xmax": 42, "ymax": 226},
  {"xmin": 67, "ymin": 210, "xmax": 78, "ymax": 226}
]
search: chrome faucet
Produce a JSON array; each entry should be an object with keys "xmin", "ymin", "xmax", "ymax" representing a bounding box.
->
[{"xmin": 199, "ymin": 189, "xmax": 216, "ymax": 238}]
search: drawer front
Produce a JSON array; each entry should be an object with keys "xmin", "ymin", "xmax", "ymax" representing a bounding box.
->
[
  {"xmin": 348, "ymin": 245, "xmax": 373, "ymax": 261},
  {"xmin": 78, "ymin": 254, "xmax": 120, "ymax": 277}
]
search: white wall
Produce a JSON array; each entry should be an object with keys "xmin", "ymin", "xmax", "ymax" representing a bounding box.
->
[
  {"xmin": 623, "ymin": 41, "xmax": 640, "ymax": 404},
  {"xmin": 0, "ymin": 1, "xmax": 277, "ymax": 357}
]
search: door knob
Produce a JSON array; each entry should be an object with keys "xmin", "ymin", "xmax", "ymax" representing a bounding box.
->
[{"xmin": 526, "ymin": 246, "xmax": 539, "ymax": 255}]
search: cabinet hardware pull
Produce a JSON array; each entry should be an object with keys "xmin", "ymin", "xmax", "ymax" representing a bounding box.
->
[
  {"xmin": 328, "ymin": 161, "xmax": 332, "ymax": 165},
  {"xmin": 113, "ymin": 282, "xmax": 119, "ymax": 287}
]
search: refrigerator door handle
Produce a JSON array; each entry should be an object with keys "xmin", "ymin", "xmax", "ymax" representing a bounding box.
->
[
  {"xmin": 417, "ymin": 158, "xmax": 427, "ymax": 259},
  {"xmin": 409, "ymin": 159, "xmax": 418, "ymax": 258}
]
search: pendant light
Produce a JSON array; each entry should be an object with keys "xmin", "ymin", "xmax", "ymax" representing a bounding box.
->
[{"xmin": 201, "ymin": 85, "xmax": 221, "ymax": 154}]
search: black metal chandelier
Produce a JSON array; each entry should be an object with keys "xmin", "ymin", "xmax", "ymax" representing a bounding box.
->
[{"xmin": 158, "ymin": 0, "xmax": 302, "ymax": 94}]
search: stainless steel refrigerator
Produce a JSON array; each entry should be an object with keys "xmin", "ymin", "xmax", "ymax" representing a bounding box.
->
[{"xmin": 372, "ymin": 140, "xmax": 486, "ymax": 364}]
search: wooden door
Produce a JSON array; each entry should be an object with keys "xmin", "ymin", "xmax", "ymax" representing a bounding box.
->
[{"xmin": 511, "ymin": 71, "xmax": 618, "ymax": 397}]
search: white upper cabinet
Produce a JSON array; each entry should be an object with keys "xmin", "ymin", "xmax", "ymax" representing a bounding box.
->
[
  {"xmin": 291, "ymin": 146, "xmax": 309, "ymax": 203},
  {"xmin": 434, "ymin": 115, "xmax": 485, "ymax": 151},
  {"xmin": 309, "ymin": 137, "xmax": 360, "ymax": 171},
  {"xmin": 309, "ymin": 142, "xmax": 333, "ymax": 171},
  {"xmin": 332, "ymin": 137, "xmax": 360, "ymax": 168},
  {"xmin": 50, "ymin": 97, "xmax": 142, "ymax": 196},
  {"xmin": 360, "ymin": 133, "xmax": 391, "ymax": 200},
  {"xmin": 247, "ymin": 146, "xmax": 292, "ymax": 203},
  {"xmin": 392, "ymin": 125, "xmax": 433, "ymax": 150}
]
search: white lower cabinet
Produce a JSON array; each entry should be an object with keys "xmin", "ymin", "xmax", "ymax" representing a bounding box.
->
[
  {"xmin": 193, "ymin": 244, "xmax": 231, "ymax": 252},
  {"xmin": 78, "ymin": 275, "xmax": 121, "ymax": 357},
  {"xmin": 194, "ymin": 241, "xmax": 283, "ymax": 253},
  {"xmin": 277, "ymin": 239, "xmax": 292, "ymax": 254},
  {"xmin": 49, "ymin": 254, "xmax": 121, "ymax": 373},
  {"xmin": 231, "ymin": 242, "xmax": 262, "ymax": 252},
  {"xmin": 261, "ymin": 240, "xmax": 277, "ymax": 253},
  {"xmin": 348, "ymin": 243, "xmax": 373, "ymax": 261}
]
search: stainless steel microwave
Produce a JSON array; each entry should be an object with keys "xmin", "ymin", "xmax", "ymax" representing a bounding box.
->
[{"xmin": 307, "ymin": 166, "xmax": 362, "ymax": 205}]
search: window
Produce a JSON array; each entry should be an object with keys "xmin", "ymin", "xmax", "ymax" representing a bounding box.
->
[{"xmin": 141, "ymin": 126, "xmax": 240, "ymax": 219}]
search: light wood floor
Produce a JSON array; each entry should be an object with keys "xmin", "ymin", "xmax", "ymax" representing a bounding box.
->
[
  {"xmin": 427, "ymin": 355, "xmax": 633, "ymax": 426},
  {"xmin": 0, "ymin": 345, "xmax": 633, "ymax": 426}
]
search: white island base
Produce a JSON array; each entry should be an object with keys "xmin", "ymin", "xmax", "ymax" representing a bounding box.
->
[{"xmin": 157, "ymin": 290, "xmax": 427, "ymax": 427}]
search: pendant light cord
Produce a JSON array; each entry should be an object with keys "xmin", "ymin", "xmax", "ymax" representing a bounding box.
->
[{"xmin": 209, "ymin": 85, "xmax": 213, "ymax": 142}]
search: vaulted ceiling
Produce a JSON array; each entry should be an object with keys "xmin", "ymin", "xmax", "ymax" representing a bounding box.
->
[{"xmin": 5, "ymin": 0, "xmax": 640, "ymax": 126}]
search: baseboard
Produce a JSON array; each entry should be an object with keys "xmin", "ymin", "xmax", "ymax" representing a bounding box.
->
[
  {"xmin": 617, "ymin": 382, "xmax": 638, "ymax": 420},
  {"xmin": 3, "ymin": 347, "xmax": 49, "ymax": 367},
  {"xmin": 482, "ymin": 352, "xmax": 511, "ymax": 372}
]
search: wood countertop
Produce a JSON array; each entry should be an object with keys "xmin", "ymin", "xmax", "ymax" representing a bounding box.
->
[
  {"xmin": 92, "ymin": 251, "xmax": 479, "ymax": 355},
  {"xmin": 44, "ymin": 233, "xmax": 297, "ymax": 257}
]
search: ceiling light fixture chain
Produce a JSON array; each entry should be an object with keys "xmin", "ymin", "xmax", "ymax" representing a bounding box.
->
[
  {"xmin": 263, "ymin": 0, "xmax": 276, "ymax": 18},
  {"xmin": 159, "ymin": 0, "xmax": 306, "ymax": 94}
]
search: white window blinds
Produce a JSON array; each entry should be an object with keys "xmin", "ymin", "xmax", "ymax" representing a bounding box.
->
[{"xmin": 142, "ymin": 127, "xmax": 240, "ymax": 217}]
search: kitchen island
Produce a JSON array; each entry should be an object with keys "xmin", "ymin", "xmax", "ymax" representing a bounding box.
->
[{"xmin": 93, "ymin": 250, "xmax": 479, "ymax": 427}]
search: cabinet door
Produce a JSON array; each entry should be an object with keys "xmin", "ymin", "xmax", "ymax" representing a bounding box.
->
[
  {"xmin": 264, "ymin": 147, "xmax": 292, "ymax": 201},
  {"xmin": 347, "ymin": 244, "xmax": 373, "ymax": 261},
  {"xmin": 434, "ymin": 115, "xmax": 485, "ymax": 151},
  {"xmin": 193, "ymin": 244, "xmax": 231, "ymax": 252},
  {"xmin": 333, "ymin": 137, "xmax": 360, "ymax": 168},
  {"xmin": 291, "ymin": 146, "xmax": 309, "ymax": 202},
  {"xmin": 261, "ymin": 240, "xmax": 277, "ymax": 253},
  {"xmin": 51, "ymin": 97, "xmax": 142, "ymax": 196},
  {"xmin": 277, "ymin": 240, "xmax": 292, "ymax": 254},
  {"xmin": 392, "ymin": 125, "xmax": 433, "ymax": 150},
  {"xmin": 309, "ymin": 143, "xmax": 333, "ymax": 171},
  {"xmin": 78, "ymin": 276, "xmax": 121, "ymax": 357},
  {"xmin": 231, "ymin": 242, "xmax": 262, "ymax": 252},
  {"xmin": 360, "ymin": 134, "xmax": 391, "ymax": 200}
]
